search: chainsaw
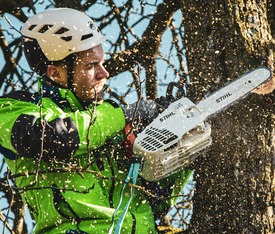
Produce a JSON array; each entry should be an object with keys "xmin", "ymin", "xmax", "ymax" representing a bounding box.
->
[{"xmin": 133, "ymin": 67, "xmax": 272, "ymax": 181}]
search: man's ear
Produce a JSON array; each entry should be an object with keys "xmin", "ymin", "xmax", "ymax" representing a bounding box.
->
[
  {"xmin": 47, "ymin": 65, "xmax": 68, "ymax": 88},
  {"xmin": 47, "ymin": 65, "xmax": 61, "ymax": 80}
]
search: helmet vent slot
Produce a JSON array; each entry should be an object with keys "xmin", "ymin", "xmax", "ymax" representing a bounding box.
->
[
  {"xmin": 54, "ymin": 27, "xmax": 70, "ymax": 35},
  {"xmin": 81, "ymin": 33, "xmax": 94, "ymax": 41},
  {"xmin": 28, "ymin": 25, "xmax": 37, "ymax": 31},
  {"xmin": 38, "ymin": 24, "xmax": 54, "ymax": 33},
  {"xmin": 60, "ymin": 36, "xmax": 73, "ymax": 42}
]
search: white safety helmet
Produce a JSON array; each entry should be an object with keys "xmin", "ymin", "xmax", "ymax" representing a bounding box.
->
[{"xmin": 21, "ymin": 8, "xmax": 106, "ymax": 72}]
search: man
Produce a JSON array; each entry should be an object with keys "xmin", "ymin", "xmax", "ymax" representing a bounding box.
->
[{"xmin": 0, "ymin": 8, "xmax": 190, "ymax": 233}]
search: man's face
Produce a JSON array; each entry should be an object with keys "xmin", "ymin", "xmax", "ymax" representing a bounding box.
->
[{"xmin": 73, "ymin": 45, "xmax": 109, "ymax": 103}]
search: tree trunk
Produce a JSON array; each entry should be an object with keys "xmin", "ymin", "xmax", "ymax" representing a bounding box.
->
[{"xmin": 181, "ymin": 0, "xmax": 274, "ymax": 233}]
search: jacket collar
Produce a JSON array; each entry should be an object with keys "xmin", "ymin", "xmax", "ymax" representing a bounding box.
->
[{"xmin": 41, "ymin": 81, "xmax": 85, "ymax": 111}]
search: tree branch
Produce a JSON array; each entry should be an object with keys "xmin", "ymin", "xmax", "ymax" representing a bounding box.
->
[{"xmin": 106, "ymin": 0, "xmax": 181, "ymax": 77}]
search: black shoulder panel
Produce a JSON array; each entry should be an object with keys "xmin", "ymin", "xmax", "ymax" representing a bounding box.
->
[
  {"xmin": 3, "ymin": 91, "xmax": 39, "ymax": 104},
  {"xmin": 0, "ymin": 145, "xmax": 18, "ymax": 160},
  {"xmin": 105, "ymin": 99, "xmax": 120, "ymax": 108},
  {"xmin": 11, "ymin": 114, "xmax": 80, "ymax": 161}
]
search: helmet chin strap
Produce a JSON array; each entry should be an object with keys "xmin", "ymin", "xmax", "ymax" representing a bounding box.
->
[
  {"xmin": 65, "ymin": 54, "xmax": 94, "ymax": 108},
  {"xmin": 66, "ymin": 54, "xmax": 77, "ymax": 93}
]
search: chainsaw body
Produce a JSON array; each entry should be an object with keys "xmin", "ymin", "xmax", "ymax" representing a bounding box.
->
[{"xmin": 133, "ymin": 98, "xmax": 211, "ymax": 181}]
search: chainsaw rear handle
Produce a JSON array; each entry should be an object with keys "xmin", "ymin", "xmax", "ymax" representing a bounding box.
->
[{"xmin": 166, "ymin": 81, "xmax": 186, "ymax": 100}]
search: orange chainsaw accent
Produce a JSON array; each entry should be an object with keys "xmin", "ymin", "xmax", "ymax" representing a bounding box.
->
[{"xmin": 124, "ymin": 124, "xmax": 136, "ymax": 159}]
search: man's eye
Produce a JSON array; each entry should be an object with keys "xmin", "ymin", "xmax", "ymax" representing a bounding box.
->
[{"xmin": 86, "ymin": 64, "xmax": 96, "ymax": 69}]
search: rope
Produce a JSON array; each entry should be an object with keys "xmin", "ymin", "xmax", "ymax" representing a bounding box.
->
[{"xmin": 108, "ymin": 160, "xmax": 141, "ymax": 234}]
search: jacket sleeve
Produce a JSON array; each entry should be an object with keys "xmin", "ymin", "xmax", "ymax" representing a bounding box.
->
[{"xmin": 0, "ymin": 97, "xmax": 126, "ymax": 160}]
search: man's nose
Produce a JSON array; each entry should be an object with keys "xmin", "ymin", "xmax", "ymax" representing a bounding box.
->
[{"xmin": 97, "ymin": 65, "xmax": 109, "ymax": 80}]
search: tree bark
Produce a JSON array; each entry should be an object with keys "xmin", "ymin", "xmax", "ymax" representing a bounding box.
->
[{"xmin": 181, "ymin": 0, "xmax": 274, "ymax": 233}]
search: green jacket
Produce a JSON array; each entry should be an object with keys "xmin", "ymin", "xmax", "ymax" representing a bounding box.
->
[{"xmin": 0, "ymin": 83, "xmax": 191, "ymax": 233}]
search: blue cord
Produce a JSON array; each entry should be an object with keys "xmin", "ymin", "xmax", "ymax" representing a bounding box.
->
[{"xmin": 108, "ymin": 161, "xmax": 141, "ymax": 234}]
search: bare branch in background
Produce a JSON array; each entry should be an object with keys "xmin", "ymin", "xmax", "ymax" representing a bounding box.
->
[{"xmin": 0, "ymin": 0, "xmax": 193, "ymax": 233}]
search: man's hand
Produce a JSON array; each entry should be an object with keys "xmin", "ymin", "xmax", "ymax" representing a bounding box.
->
[
  {"xmin": 122, "ymin": 100, "xmax": 163, "ymax": 126},
  {"xmin": 155, "ymin": 95, "xmax": 175, "ymax": 111},
  {"xmin": 122, "ymin": 98, "xmax": 174, "ymax": 158}
]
